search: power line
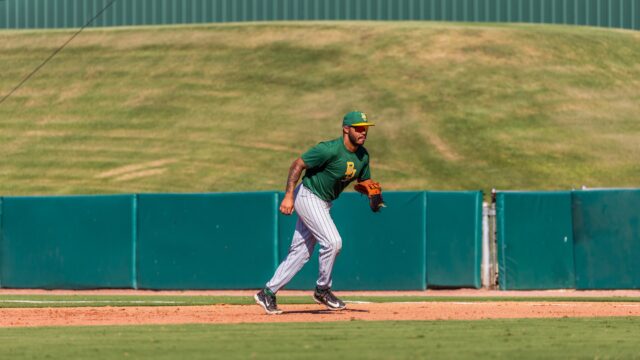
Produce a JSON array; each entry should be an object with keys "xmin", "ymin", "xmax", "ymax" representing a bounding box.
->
[{"xmin": 0, "ymin": 0, "xmax": 119, "ymax": 106}]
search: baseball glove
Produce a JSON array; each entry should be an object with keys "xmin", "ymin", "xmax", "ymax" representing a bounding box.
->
[{"xmin": 354, "ymin": 179, "xmax": 386, "ymax": 213}]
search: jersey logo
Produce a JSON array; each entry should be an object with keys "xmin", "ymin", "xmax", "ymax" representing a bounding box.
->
[{"xmin": 344, "ymin": 162, "xmax": 357, "ymax": 181}]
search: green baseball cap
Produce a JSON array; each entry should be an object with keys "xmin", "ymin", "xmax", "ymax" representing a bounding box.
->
[{"xmin": 342, "ymin": 111, "xmax": 375, "ymax": 127}]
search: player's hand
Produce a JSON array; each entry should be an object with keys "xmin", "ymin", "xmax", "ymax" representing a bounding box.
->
[
  {"xmin": 354, "ymin": 179, "xmax": 386, "ymax": 212},
  {"xmin": 279, "ymin": 195, "xmax": 295, "ymax": 215}
]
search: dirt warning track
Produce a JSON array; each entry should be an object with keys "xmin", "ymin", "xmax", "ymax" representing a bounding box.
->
[{"xmin": 1, "ymin": 301, "xmax": 640, "ymax": 327}]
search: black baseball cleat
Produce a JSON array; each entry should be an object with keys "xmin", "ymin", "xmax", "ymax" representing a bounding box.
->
[
  {"xmin": 254, "ymin": 288, "xmax": 283, "ymax": 315},
  {"xmin": 313, "ymin": 287, "xmax": 346, "ymax": 310}
]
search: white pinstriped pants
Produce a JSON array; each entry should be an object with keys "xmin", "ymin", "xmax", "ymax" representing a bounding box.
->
[{"xmin": 266, "ymin": 184, "xmax": 342, "ymax": 293}]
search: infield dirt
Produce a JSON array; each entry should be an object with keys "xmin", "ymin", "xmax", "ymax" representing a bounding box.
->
[
  {"xmin": 1, "ymin": 289, "xmax": 639, "ymax": 327},
  {"xmin": 2, "ymin": 302, "xmax": 640, "ymax": 328}
]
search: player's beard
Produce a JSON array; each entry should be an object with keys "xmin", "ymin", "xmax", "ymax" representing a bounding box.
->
[{"xmin": 348, "ymin": 132, "xmax": 365, "ymax": 147}]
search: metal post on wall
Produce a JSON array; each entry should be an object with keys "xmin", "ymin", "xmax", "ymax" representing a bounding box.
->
[
  {"xmin": 481, "ymin": 199, "xmax": 498, "ymax": 289},
  {"xmin": 482, "ymin": 202, "xmax": 490, "ymax": 288},
  {"xmin": 481, "ymin": 189, "xmax": 498, "ymax": 289}
]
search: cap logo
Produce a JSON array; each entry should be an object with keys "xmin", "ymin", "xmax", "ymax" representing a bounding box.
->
[{"xmin": 361, "ymin": 113, "xmax": 367, "ymax": 121}]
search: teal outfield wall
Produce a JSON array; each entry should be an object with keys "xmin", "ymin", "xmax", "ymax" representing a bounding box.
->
[
  {"xmin": 0, "ymin": 195, "xmax": 135, "ymax": 289},
  {"xmin": 3, "ymin": 189, "xmax": 639, "ymax": 290},
  {"xmin": 426, "ymin": 191, "xmax": 482, "ymax": 288},
  {"xmin": 1, "ymin": 0, "xmax": 638, "ymax": 30},
  {"xmin": 496, "ymin": 191, "xmax": 575, "ymax": 290},
  {"xmin": 572, "ymin": 190, "xmax": 640, "ymax": 289},
  {"xmin": 0, "ymin": 190, "xmax": 482, "ymax": 290},
  {"xmin": 136, "ymin": 193, "xmax": 278, "ymax": 289},
  {"xmin": 496, "ymin": 189, "xmax": 640, "ymax": 290}
]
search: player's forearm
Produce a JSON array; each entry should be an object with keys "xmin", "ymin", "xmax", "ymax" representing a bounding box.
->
[{"xmin": 284, "ymin": 158, "xmax": 306, "ymax": 196}]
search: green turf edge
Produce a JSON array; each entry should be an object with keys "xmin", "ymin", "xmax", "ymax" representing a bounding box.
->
[{"xmin": 0, "ymin": 295, "xmax": 638, "ymax": 308}]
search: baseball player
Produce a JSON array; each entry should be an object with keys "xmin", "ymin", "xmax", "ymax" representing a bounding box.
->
[{"xmin": 255, "ymin": 111, "xmax": 385, "ymax": 315}]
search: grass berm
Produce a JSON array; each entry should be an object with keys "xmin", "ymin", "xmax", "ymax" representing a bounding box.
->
[{"xmin": 1, "ymin": 22, "xmax": 639, "ymax": 195}]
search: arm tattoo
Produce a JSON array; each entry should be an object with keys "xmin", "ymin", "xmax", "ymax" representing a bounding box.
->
[{"xmin": 285, "ymin": 159, "xmax": 305, "ymax": 194}]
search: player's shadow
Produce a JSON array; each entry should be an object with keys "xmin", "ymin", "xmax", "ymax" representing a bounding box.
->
[{"xmin": 283, "ymin": 308, "xmax": 369, "ymax": 315}]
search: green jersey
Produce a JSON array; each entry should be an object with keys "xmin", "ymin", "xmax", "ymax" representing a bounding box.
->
[{"xmin": 301, "ymin": 137, "xmax": 371, "ymax": 202}]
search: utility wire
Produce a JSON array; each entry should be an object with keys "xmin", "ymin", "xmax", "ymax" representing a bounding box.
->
[{"xmin": 0, "ymin": 0, "xmax": 118, "ymax": 106}]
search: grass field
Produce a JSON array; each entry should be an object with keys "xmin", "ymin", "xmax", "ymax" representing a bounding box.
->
[
  {"xmin": 1, "ymin": 22, "xmax": 640, "ymax": 195},
  {"xmin": 0, "ymin": 318, "xmax": 639, "ymax": 359}
]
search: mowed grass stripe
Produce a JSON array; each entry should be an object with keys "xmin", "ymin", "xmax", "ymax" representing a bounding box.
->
[
  {"xmin": 0, "ymin": 318, "xmax": 639, "ymax": 359},
  {"xmin": 1, "ymin": 23, "xmax": 640, "ymax": 195},
  {"xmin": 0, "ymin": 295, "xmax": 639, "ymax": 308}
]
